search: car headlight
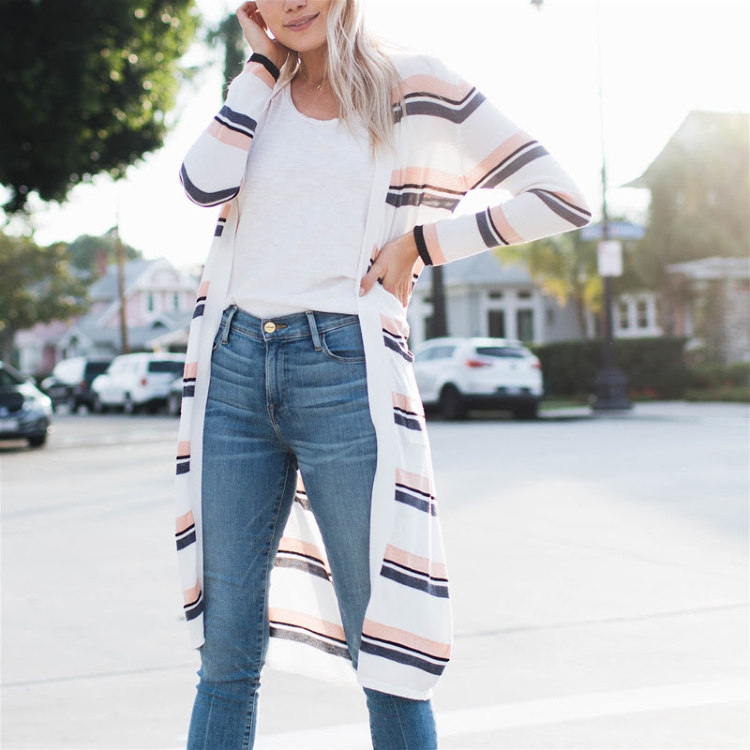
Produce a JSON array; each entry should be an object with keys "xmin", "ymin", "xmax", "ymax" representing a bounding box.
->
[{"xmin": 22, "ymin": 396, "xmax": 52, "ymax": 417}]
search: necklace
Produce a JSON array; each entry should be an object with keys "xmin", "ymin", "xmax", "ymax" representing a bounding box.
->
[{"xmin": 298, "ymin": 65, "xmax": 327, "ymax": 91}]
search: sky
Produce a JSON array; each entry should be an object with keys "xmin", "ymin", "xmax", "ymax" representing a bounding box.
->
[{"xmin": 6, "ymin": 0, "xmax": 749, "ymax": 269}]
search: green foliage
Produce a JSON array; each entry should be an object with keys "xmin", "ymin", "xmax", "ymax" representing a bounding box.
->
[
  {"xmin": 0, "ymin": 232, "xmax": 88, "ymax": 360},
  {"xmin": 66, "ymin": 234, "xmax": 142, "ymax": 275},
  {"xmin": 206, "ymin": 13, "xmax": 246, "ymax": 95},
  {"xmin": 0, "ymin": 0, "xmax": 198, "ymax": 213},
  {"xmin": 633, "ymin": 112, "xmax": 750, "ymax": 288},
  {"xmin": 532, "ymin": 337, "xmax": 692, "ymax": 399},
  {"xmin": 495, "ymin": 231, "xmax": 603, "ymax": 338}
]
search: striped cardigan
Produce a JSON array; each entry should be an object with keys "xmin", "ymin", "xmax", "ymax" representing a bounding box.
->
[{"xmin": 175, "ymin": 51, "xmax": 590, "ymax": 700}]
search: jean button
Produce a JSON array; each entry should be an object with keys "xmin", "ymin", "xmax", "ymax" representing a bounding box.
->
[{"xmin": 263, "ymin": 321, "xmax": 277, "ymax": 334}]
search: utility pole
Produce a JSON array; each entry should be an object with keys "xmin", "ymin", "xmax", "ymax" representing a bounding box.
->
[{"xmin": 114, "ymin": 222, "xmax": 130, "ymax": 355}]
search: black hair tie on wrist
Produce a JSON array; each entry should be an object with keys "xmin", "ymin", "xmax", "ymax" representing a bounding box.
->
[
  {"xmin": 248, "ymin": 53, "xmax": 280, "ymax": 82},
  {"xmin": 413, "ymin": 225, "xmax": 433, "ymax": 266}
]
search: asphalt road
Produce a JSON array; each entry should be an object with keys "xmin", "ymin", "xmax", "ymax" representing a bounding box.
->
[{"xmin": 1, "ymin": 402, "xmax": 748, "ymax": 749}]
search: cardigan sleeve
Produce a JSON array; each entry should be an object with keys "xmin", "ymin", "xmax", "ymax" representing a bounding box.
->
[
  {"xmin": 413, "ymin": 69, "xmax": 592, "ymax": 267},
  {"xmin": 179, "ymin": 54, "xmax": 280, "ymax": 207}
]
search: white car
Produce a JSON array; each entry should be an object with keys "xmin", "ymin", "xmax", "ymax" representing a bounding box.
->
[
  {"xmin": 91, "ymin": 353, "xmax": 186, "ymax": 414},
  {"xmin": 413, "ymin": 337, "xmax": 543, "ymax": 420}
]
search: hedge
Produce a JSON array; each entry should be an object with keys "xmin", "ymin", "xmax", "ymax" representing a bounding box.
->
[{"xmin": 532, "ymin": 337, "xmax": 692, "ymax": 399}]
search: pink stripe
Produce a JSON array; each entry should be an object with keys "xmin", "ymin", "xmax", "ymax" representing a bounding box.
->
[
  {"xmin": 488, "ymin": 204, "xmax": 524, "ymax": 244},
  {"xmin": 396, "ymin": 74, "xmax": 473, "ymax": 102},
  {"xmin": 218, "ymin": 203, "xmax": 231, "ymax": 220},
  {"xmin": 423, "ymin": 224, "xmax": 446, "ymax": 265},
  {"xmin": 363, "ymin": 618, "xmax": 451, "ymax": 660},
  {"xmin": 464, "ymin": 131, "xmax": 531, "ymax": 187},
  {"xmin": 380, "ymin": 313, "xmax": 409, "ymax": 339},
  {"xmin": 184, "ymin": 361, "xmax": 198, "ymax": 379},
  {"xmin": 384, "ymin": 544, "xmax": 447, "ymax": 580},
  {"xmin": 395, "ymin": 468, "xmax": 434, "ymax": 496},
  {"xmin": 176, "ymin": 509, "xmax": 194, "ymax": 534},
  {"xmin": 198, "ymin": 281, "xmax": 210, "ymax": 298},
  {"xmin": 392, "ymin": 391, "xmax": 424, "ymax": 417},
  {"xmin": 390, "ymin": 166, "xmax": 465, "ymax": 194},
  {"xmin": 177, "ymin": 440, "xmax": 191, "ymax": 457},
  {"xmin": 207, "ymin": 119, "xmax": 252, "ymax": 151},
  {"xmin": 246, "ymin": 60, "xmax": 276, "ymax": 89},
  {"xmin": 183, "ymin": 581, "xmax": 201, "ymax": 606},
  {"xmin": 270, "ymin": 608, "xmax": 346, "ymax": 641},
  {"xmin": 278, "ymin": 537, "xmax": 331, "ymax": 572}
]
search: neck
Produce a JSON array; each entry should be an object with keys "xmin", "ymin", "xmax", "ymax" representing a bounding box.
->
[{"xmin": 298, "ymin": 47, "xmax": 328, "ymax": 86}]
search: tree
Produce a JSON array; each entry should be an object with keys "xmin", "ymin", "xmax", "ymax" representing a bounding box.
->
[
  {"xmin": 207, "ymin": 13, "xmax": 246, "ymax": 95},
  {"xmin": 0, "ymin": 233, "xmax": 88, "ymax": 363},
  {"xmin": 0, "ymin": 0, "xmax": 198, "ymax": 213},
  {"xmin": 66, "ymin": 233, "xmax": 142, "ymax": 277},
  {"xmin": 632, "ymin": 111, "xmax": 750, "ymax": 288},
  {"xmin": 495, "ymin": 232, "xmax": 603, "ymax": 339}
]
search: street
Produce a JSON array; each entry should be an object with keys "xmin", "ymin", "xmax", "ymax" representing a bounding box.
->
[{"xmin": 1, "ymin": 403, "xmax": 748, "ymax": 749}]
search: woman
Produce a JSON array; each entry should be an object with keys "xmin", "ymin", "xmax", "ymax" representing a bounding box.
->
[{"xmin": 175, "ymin": 1, "xmax": 591, "ymax": 747}]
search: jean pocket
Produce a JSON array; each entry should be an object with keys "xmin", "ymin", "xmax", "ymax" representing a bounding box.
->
[{"xmin": 320, "ymin": 321, "xmax": 367, "ymax": 363}]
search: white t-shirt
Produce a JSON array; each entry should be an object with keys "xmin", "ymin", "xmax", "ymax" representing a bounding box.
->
[{"xmin": 227, "ymin": 85, "xmax": 374, "ymax": 318}]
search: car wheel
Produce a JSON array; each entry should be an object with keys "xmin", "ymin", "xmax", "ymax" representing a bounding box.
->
[
  {"xmin": 439, "ymin": 384, "xmax": 466, "ymax": 420},
  {"xmin": 512, "ymin": 402, "xmax": 539, "ymax": 420},
  {"xmin": 167, "ymin": 393, "xmax": 182, "ymax": 417},
  {"xmin": 28, "ymin": 433, "xmax": 47, "ymax": 448},
  {"xmin": 123, "ymin": 394, "xmax": 138, "ymax": 415}
]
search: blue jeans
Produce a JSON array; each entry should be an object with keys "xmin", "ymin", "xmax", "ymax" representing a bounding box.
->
[{"xmin": 187, "ymin": 306, "xmax": 437, "ymax": 750}]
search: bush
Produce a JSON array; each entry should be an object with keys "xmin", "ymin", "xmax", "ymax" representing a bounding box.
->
[{"xmin": 532, "ymin": 337, "xmax": 691, "ymax": 399}]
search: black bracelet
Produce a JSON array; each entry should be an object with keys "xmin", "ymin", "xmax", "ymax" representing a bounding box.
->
[
  {"xmin": 248, "ymin": 53, "xmax": 280, "ymax": 82},
  {"xmin": 413, "ymin": 225, "xmax": 433, "ymax": 266}
]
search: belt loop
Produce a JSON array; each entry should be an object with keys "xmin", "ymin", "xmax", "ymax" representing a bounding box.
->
[
  {"xmin": 306, "ymin": 311, "xmax": 322, "ymax": 351},
  {"xmin": 221, "ymin": 305, "xmax": 238, "ymax": 345}
]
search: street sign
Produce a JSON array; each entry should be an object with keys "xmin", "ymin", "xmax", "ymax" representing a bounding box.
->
[{"xmin": 598, "ymin": 240, "xmax": 623, "ymax": 277}]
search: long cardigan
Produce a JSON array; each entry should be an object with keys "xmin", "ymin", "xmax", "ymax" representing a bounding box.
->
[{"xmin": 175, "ymin": 50, "xmax": 591, "ymax": 701}]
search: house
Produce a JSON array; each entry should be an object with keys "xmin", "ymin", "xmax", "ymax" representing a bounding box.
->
[
  {"xmin": 408, "ymin": 252, "xmax": 583, "ymax": 349},
  {"xmin": 15, "ymin": 258, "xmax": 199, "ymax": 375}
]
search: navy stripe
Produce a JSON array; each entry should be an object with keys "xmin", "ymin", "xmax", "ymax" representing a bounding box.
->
[
  {"xmin": 214, "ymin": 224, "xmax": 224, "ymax": 237},
  {"xmin": 529, "ymin": 189, "xmax": 592, "ymax": 227},
  {"xmin": 487, "ymin": 208, "xmax": 510, "ymax": 245},
  {"xmin": 380, "ymin": 565, "xmax": 450, "ymax": 598},
  {"xmin": 176, "ymin": 529, "xmax": 196, "ymax": 550},
  {"xmin": 216, "ymin": 105, "xmax": 257, "ymax": 135},
  {"xmin": 394, "ymin": 412, "xmax": 423, "ymax": 431},
  {"xmin": 395, "ymin": 489, "xmax": 437, "ymax": 516},
  {"xmin": 476, "ymin": 210, "xmax": 498, "ymax": 249},
  {"xmin": 404, "ymin": 91, "xmax": 485, "ymax": 124},
  {"xmin": 274, "ymin": 556, "xmax": 330, "ymax": 581},
  {"xmin": 192, "ymin": 304, "xmax": 205, "ymax": 319},
  {"xmin": 384, "ymin": 336, "xmax": 414, "ymax": 363},
  {"xmin": 403, "ymin": 87, "xmax": 480, "ymax": 108},
  {"xmin": 386, "ymin": 190, "xmax": 461, "ymax": 211},
  {"xmin": 248, "ymin": 52, "xmax": 280, "ymax": 81},
  {"xmin": 182, "ymin": 384, "xmax": 195, "ymax": 398},
  {"xmin": 359, "ymin": 640, "xmax": 446, "ymax": 676},
  {"xmin": 184, "ymin": 595, "xmax": 204, "ymax": 621},
  {"xmin": 180, "ymin": 164, "xmax": 239, "ymax": 207},
  {"xmin": 385, "ymin": 559, "xmax": 449, "ymax": 583},
  {"xmin": 270, "ymin": 627, "xmax": 352, "ymax": 660},
  {"xmin": 362, "ymin": 634, "xmax": 450, "ymax": 663},
  {"xmin": 176, "ymin": 461, "xmax": 190, "ymax": 475},
  {"xmin": 479, "ymin": 145, "xmax": 549, "ymax": 189}
]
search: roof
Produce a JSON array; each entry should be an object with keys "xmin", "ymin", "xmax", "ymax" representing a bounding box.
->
[
  {"xmin": 417, "ymin": 250, "xmax": 532, "ymax": 290},
  {"xmin": 87, "ymin": 259, "xmax": 157, "ymax": 301},
  {"xmin": 666, "ymin": 256, "xmax": 750, "ymax": 280},
  {"xmin": 626, "ymin": 110, "xmax": 749, "ymax": 189}
]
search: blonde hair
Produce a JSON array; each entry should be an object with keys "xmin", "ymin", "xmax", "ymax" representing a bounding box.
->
[{"xmin": 277, "ymin": 0, "xmax": 401, "ymax": 149}]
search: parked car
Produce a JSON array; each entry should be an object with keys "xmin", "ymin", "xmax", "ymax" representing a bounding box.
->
[
  {"xmin": 91, "ymin": 353, "xmax": 186, "ymax": 414},
  {"xmin": 167, "ymin": 376, "xmax": 183, "ymax": 417},
  {"xmin": 41, "ymin": 356, "xmax": 112, "ymax": 412},
  {"xmin": 412, "ymin": 337, "xmax": 543, "ymax": 420},
  {"xmin": 0, "ymin": 361, "xmax": 53, "ymax": 447}
]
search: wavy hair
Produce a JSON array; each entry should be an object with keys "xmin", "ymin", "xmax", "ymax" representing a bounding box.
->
[{"xmin": 277, "ymin": 0, "xmax": 401, "ymax": 150}]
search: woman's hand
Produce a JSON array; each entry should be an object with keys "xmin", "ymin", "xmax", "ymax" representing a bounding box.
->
[
  {"xmin": 236, "ymin": 2, "xmax": 291, "ymax": 72},
  {"xmin": 359, "ymin": 231, "xmax": 420, "ymax": 307}
]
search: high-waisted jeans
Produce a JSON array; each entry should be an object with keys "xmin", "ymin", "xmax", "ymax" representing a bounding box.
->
[{"xmin": 187, "ymin": 306, "xmax": 438, "ymax": 750}]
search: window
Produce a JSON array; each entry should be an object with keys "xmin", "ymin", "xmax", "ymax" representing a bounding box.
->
[
  {"xmin": 517, "ymin": 290, "xmax": 532, "ymax": 299},
  {"xmin": 618, "ymin": 301, "xmax": 630, "ymax": 330},
  {"xmin": 516, "ymin": 309, "xmax": 534, "ymax": 342},
  {"xmin": 173, "ymin": 293, "xmax": 181, "ymax": 312},
  {"xmin": 476, "ymin": 346, "xmax": 527, "ymax": 359},
  {"xmin": 147, "ymin": 293, "xmax": 155, "ymax": 312},
  {"xmin": 636, "ymin": 299, "xmax": 649, "ymax": 328},
  {"xmin": 148, "ymin": 360, "xmax": 185, "ymax": 375},
  {"xmin": 487, "ymin": 309, "xmax": 506, "ymax": 337},
  {"xmin": 487, "ymin": 290, "xmax": 503, "ymax": 300}
]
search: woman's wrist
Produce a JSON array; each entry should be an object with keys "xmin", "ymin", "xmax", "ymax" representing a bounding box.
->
[{"xmin": 248, "ymin": 52, "xmax": 281, "ymax": 81}]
